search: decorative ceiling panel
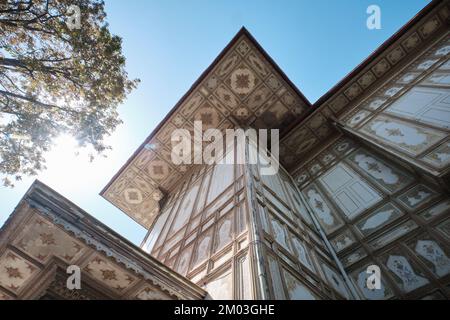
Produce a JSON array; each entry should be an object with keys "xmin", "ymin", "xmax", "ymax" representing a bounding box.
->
[
  {"xmin": 84, "ymin": 254, "xmax": 138, "ymax": 294},
  {"xmin": 102, "ymin": 28, "xmax": 311, "ymax": 229},
  {"xmin": 0, "ymin": 249, "xmax": 39, "ymax": 294},
  {"xmin": 14, "ymin": 214, "xmax": 86, "ymax": 264}
]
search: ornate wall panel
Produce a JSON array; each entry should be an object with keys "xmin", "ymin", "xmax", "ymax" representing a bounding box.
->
[
  {"xmin": 141, "ymin": 138, "xmax": 357, "ymax": 299},
  {"xmin": 282, "ymin": 1, "xmax": 450, "ymax": 173},
  {"xmin": 236, "ymin": 254, "xmax": 252, "ymax": 299},
  {"xmin": 356, "ymin": 203, "xmax": 405, "ymax": 237},
  {"xmin": 361, "ymin": 115, "xmax": 446, "ymax": 156},
  {"xmin": 272, "ymin": 3, "xmax": 447, "ymax": 300},
  {"xmin": 385, "ymin": 86, "xmax": 450, "ymax": 129},
  {"xmin": 251, "ymin": 154, "xmax": 353, "ymax": 299},
  {"xmin": 282, "ymin": 268, "xmax": 317, "ymax": 300},
  {"xmin": 303, "ymin": 183, "xmax": 344, "ymax": 234},
  {"xmin": 0, "ymin": 250, "xmax": 39, "ymax": 294},
  {"xmin": 347, "ymin": 149, "xmax": 414, "ymax": 193},
  {"xmin": 350, "ymin": 262, "xmax": 395, "ymax": 300},
  {"xmin": 141, "ymin": 155, "xmax": 254, "ymax": 299},
  {"xmin": 13, "ymin": 214, "xmax": 86, "ymax": 264},
  {"xmin": 83, "ymin": 255, "xmax": 138, "ymax": 294},
  {"xmin": 293, "ymin": 135, "xmax": 450, "ymax": 299},
  {"xmin": 204, "ymin": 268, "xmax": 233, "ymax": 300},
  {"xmin": 337, "ymin": 33, "xmax": 450, "ymax": 183},
  {"xmin": 318, "ymin": 163, "xmax": 382, "ymax": 220}
]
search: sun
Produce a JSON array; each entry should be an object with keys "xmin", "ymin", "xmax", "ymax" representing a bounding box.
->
[
  {"xmin": 39, "ymin": 134, "xmax": 112, "ymax": 190},
  {"xmin": 45, "ymin": 134, "xmax": 83, "ymax": 167}
]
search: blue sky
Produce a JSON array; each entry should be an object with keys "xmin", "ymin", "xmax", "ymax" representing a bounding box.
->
[{"xmin": 0, "ymin": 0, "xmax": 431, "ymax": 245}]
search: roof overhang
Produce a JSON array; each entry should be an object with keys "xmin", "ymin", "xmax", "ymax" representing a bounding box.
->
[
  {"xmin": 100, "ymin": 27, "xmax": 312, "ymax": 228},
  {"xmin": 280, "ymin": 0, "xmax": 449, "ymax": 172},
  {"xmin": 0, "ymin": 180, "xmax": 206, "ymax": 300}
]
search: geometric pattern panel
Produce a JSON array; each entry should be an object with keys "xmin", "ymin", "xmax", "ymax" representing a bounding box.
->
[
  {"xmin": 0, "ymin": 250, "xmax": 39, "ymax": 294},
  {"xmin": 14, "ymin": 214, "xmax": 86, "ymax": 264},
  {"xmin": 84, "ymin": 255, "xmax": 138, "ymax": 294}
]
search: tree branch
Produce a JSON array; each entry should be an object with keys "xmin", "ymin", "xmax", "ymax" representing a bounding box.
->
[{"xmin": 0, "ymin": 89, "xmax": 80, "ymax": 115}]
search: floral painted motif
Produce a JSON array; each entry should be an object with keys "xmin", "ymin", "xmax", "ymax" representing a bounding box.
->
[
  {"xmin": 384, "ymin": 86, "xmax": 404, "ymax": 97},
  {"xmin": 437, "ymin": 219, "xmax": 450, "ymax": 239},
  {"xmin": 15, "ymin": 215, "xmax": 85, "ymax": 263},
  {"xmin": 363, "ymin": 116, "xmax": 444, "ymax": 156},
  {"xmin": 295, "ymin": 171, "xmax": 309, "ymax": 186},
  {"xmin": 0, "ymin": 250, "xmax": 38, "ymax": 293},
  {"xmin": 304, "ymin": 187, "xmax": 340, "ymax": 233},
  {"xmin": 347, "ymin": 111, "xmax": 370, "ymax": 127},
  {"xmin": 349, "ymin": 150, "xmax": 411, "ymax": 193},
  {"xmin": 386, "ymin": 255, "xmax": 429, "ymax": 293},
  {"xmin": 364, "ymin": 97, "xmax": 387, "ymax": 110},
  {"xmin": 84, "ymin": 256, "xmax": 137, "ymax": 292},
  {"xmin": 215, "ymin": 215, "xmax": 233, "ymax": 252},
  {"xmin": 230, "ymin": 67, "xmax": 256, "ymax": 95},
  {"xmin": 415, "ymin": 240, "xmax": 450, "ymax": 277},
  {"xmin": 342, "ymin": 248, "xmax": 367, "ymax": 267},
  {"xmin": 419, "ymin": 199, "xmax": 450, "ymax": 221},
  {"xmin": 370, "ymin": 220, "xmax": 418, "ymax": 249},
  {"xmin": 416, "ymin": 59, "xmax": 439, "ymax": 70}
]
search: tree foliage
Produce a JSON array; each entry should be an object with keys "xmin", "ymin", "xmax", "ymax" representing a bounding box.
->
[{"xmin": 0, "ymin": 0, "xmax": 139, "ymax": 186}]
